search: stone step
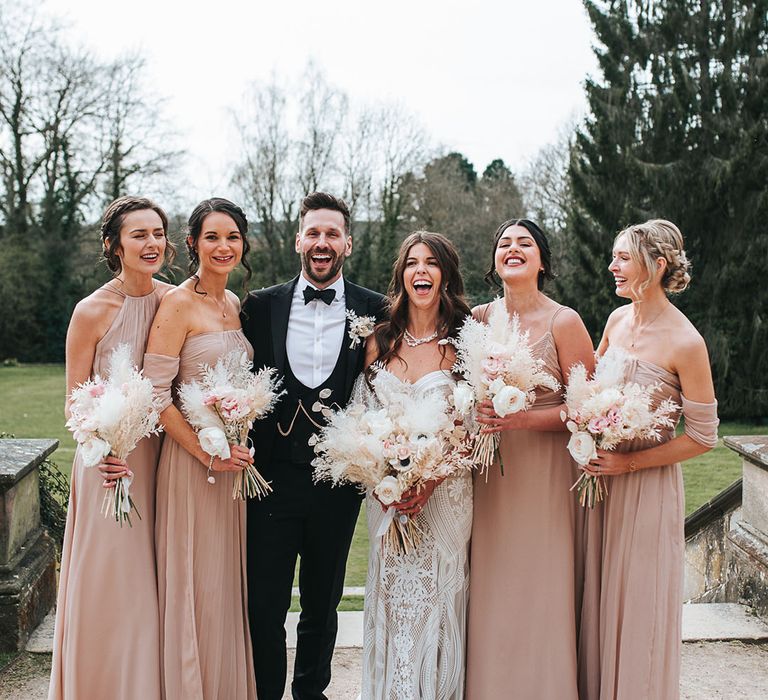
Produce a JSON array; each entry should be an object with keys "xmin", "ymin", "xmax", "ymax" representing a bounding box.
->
[
  {"xmin": 27, "ymin": 603, "xmax": 768, "ymax": 654},
  {"xmin": 682, "ymin": 603, "xmax": 768, "ymax": 642}
]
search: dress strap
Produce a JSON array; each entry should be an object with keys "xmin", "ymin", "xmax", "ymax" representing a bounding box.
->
[
  {"xmin": 102, "ymin": 280, "xmax": 127, "ymax": 298},
  {"xmin": 480, "ymin": 302, "xmax": 493, "ymax": 323},
  {"xmin": 547, "ymin": 305, "xmax": 570, "ymax": 333}
]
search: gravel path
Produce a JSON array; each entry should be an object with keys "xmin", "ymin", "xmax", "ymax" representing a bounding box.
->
[{"xmin": 3, "ymin": 643, "xmax": 768, "ymax": 699}]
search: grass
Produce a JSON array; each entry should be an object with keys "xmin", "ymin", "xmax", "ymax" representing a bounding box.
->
[
  {"xmin": 0, "ymin": 364, "xmax": 75, "ymax": 477},
  {"xmin": 681, "ymin": 420, "xmax": 765, "ymax": 516},
  {"xmin": 2, "ymin": 363, "xmax": 765, "ymax": 594}
]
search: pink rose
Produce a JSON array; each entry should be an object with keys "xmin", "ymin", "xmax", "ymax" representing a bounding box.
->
[
  {"xmin": 203, "ymin": 394, "xmax": 219, "ymax": 406},
  {"xmin": 395, "ymin": 444, "xmax": 412, "ymax": 461},
  {"xmin": 482, "ymin": 358, "xmax": 504, "ymax": 378},
  {"xmin": 607, "ymin": 408, "xmax": 622, "ymax": 426},
  {"xmin": 88, "ymin": 383, "xmax": 105, "ymax": 398},
  {"xmin": 219, "ymin": 396, "xmax": 243, "ymax": 420},
  {"xmin": 588, "ymin": 416, "xmax": 610, "ymax": 434}
]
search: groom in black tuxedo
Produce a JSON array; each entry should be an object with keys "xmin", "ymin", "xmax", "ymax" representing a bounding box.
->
[{"xmin": 241, "ymin": 192, "xmax": 386, "ymax": 700}]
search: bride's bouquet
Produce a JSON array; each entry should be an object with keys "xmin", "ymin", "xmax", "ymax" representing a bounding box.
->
[
  {"xmin": 178, "ymin": 350, "xmax": 283, "ymax": 500},
  {"xmin": 66, "ymin": 344, "xmax": 163, "ymax": 526},
  {"xmin": 451, "ymin": 302, "xmax": 560, "ymax": 473},
  {"xmin": 562, "ymin": 347, "xmax": 680, "ymax": 507},
  {"xmin": 311, "ymin": 368, "xmax": 474, "ymax": 554}
]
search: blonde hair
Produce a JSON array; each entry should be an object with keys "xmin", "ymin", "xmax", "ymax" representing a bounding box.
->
[{"xmin": 615, "ymin": 219, "xmax": 691, "ymax": 296}]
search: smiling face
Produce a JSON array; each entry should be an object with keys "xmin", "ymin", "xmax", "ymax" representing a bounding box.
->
[
  {"xmin": 115, "ymin": 209, "xmax": 167, "ymax": 275},
  {"xmin": 493, "ymin": 224, "xmax": 543, "ymax": 288},
  {"xmin": 402, "ymin": 242, "xmax": 443, "ymax": 312},
  {"xmin": 610, "ymin": 232, "xmax": 650, "ymax": 300},
  {"xmin": 295, "ymin": 208, "xmax": 352, "ymax": 287},
  {"xmin": 190, "ymin": 211, "xmax": 244, "ymax": 274}
]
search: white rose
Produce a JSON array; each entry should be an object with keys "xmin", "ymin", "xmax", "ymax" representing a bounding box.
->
[
  {"xmin": 80, "ymin": 437, "xmax": 111, "ymax": 468},
  {"xmin": 567, "ymin": 431, "xmax": 597, "ymax": 466},
  {"xmin": 492, "ymin": 385, "xmax": 527, "ymax": 417},
  {"xmin": 374, "ymin": 475, "xmax": 403, "ymax": 506},
  {"xmin": 198, "ymin": 427, "xmax": 231, "ymax": 459},
  {"xmin": 453, "ymin": 382, "xmax": 475, "ymax": 415}
]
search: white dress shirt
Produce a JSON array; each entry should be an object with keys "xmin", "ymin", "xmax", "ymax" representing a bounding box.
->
[{"xmin": 286, "ymin": 273, "xmax": 347, "ymax": 389}]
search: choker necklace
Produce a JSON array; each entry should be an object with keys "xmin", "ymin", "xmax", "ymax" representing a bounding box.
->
[{"xmin": 404, "ymin": 328, "xmax": 439, "ymax": 347}]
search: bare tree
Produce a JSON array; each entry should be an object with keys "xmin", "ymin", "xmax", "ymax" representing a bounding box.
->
[
  {"xmin": 295, "ymin": 62, "xmax": 347, "ymax": 195},
  {"xmin": 233, "ymin": 77, "xmax": 298, "ymax": 284},
  {"xmin": 520, "ymin": 123, "xmax": 575, "ymax": 235},
  {"xmin": 100, "ymin": 54, "xmax": 184, "ymax": 204}
]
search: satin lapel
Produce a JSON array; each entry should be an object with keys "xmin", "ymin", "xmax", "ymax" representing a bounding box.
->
[
  {"xmin": 343, "ymin": 280, "xmax": 369, "ymax": 397},
  {"xmin": 270, "ymin": 277, "xmax": 298, "ymax": 376}
]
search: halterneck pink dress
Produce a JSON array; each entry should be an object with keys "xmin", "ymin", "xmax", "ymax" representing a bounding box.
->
[
  {"xmin": 144, "ymin": 329, "xmax": 257, "ymax": 700},
  {"xmin": 593, "ymin": 354, "xmax": 719, "ymax": 700},
  {"xmin": 49, "ymin": 285, "xmax": 164, "ymax": 700},
  {"xmin": 465, "ymin": 303, "xmax": 581, "ymax": 699}
]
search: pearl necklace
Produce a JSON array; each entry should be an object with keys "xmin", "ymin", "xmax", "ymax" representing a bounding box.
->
[{"xmin": 404, "ymin": 328, "xmax": 439, "ymax": 347}]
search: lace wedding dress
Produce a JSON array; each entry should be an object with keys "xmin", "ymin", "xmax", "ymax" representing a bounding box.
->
[{"xmin": 359, "ymin": 370, "xmax": 473, "ymax": 700}]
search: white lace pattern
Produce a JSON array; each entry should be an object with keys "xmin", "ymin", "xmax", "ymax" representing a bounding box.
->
[{"xmin": 359, "ymin": 370, "xmax": 473, "ymax": 700}]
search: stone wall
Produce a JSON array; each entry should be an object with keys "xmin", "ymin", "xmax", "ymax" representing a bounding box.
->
[
  {"xmin": 0, "ymin": 439, "xmax": 58, "ymax": 651},
  {"xmin": 684, "ymin": 436, "xmax": 768, "ymax": 621}
]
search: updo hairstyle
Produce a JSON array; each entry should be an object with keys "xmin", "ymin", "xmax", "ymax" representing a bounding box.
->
[{"xmin": 615, "ymin": 218, "xmax": 691, "ymax": 295}]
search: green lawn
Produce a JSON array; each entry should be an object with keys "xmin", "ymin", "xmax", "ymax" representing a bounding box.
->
[{"xmin": 1, "ymin": 363, "xmax": 765, "ymax": 593}]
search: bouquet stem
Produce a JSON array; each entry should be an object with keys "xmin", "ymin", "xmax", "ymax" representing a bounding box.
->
[
  {"xmin": 233, "ymin": 464, "xmax": 273, "ymax": 501},
  {"xmin": 232, "ymin": 432, "xmax": 272, "ymax": 501},
  {"xmin": 382, "ymin": 516, "xmax": 422, "ymax": 556},
  {"xmin": 472, "ymin": 431, "xmax": 502, "ymax": 478},
  {"xmin": 570, "ymin": 471, "xmax": 606, "ymax": 509},
  {"xmin": 100, "ymin": 475, "xmax": 141, "ymax": 527}
]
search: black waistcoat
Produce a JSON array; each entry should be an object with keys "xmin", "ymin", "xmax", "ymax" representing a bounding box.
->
[{"xmin": 273, "ymin": 346, "xmax": 349, "ymax": 465}]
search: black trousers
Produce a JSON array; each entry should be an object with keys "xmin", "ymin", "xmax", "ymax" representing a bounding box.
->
[{"xmin": 247, "ymin": 460, "xmax": 361, "ymax": 700}]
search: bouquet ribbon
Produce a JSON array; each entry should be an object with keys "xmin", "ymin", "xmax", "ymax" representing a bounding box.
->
[
  {"xmin": 118, "ymin": 475, "xmax": 133, "ymax": 514},
  {"xmin": 375, "ymin": 506, "xmax": 403, "ymax": 539}
]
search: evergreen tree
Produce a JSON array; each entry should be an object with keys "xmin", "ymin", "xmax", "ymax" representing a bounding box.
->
[{"xmin": 562, "ymin": 0, "xmax": 768, "ymax": 417}]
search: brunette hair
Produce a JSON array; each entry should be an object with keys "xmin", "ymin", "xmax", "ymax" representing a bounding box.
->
[
  {"xmin": 367, "ymin": 231, "xmax": 471, "ymax": 377},
  {"xmin": 299, "ymin": 191, "xmax": 351, "ymax": 235},
  {"xmin": 484, "ymin": 218, "xmax": 554, "ymax": 291},
  {"xmin": 186, "ymin": 197, "xmax": 252, "ymax": 288},
  {"xmin": 100, "ymin": 196, "xmax": 175, "ymax": 274}
]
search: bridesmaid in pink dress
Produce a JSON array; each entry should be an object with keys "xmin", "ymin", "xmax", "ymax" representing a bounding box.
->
[
  {"xmin": 583, "ymin": 219, "xmax": 719, "ymax": 699},
  {"xmin": 49, "ymin": 196, "xmax": 174, "ymax": 700},
  {"xmin": 143, "ymin": 198, "xmax": 257, "ymax": 699},
  {"xmin": 465, "ymin": 219, "xmax": 595, "ymax": 699}
]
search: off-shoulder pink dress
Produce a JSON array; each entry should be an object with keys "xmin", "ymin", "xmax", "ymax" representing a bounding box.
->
[
  {"xmin": 466, "ymin": 303, "xmax": 581, "ymax": 699},
  {"xmin": 589, "ymin": 355, "xmax": 719, "ymax": 700},
  {"xmin": 49, "ymin": 286, "xmax": 164, "ymax": 700},
  {"xmin": 144, "ymin": 329, "xmax": 257, "ymax": 700}
]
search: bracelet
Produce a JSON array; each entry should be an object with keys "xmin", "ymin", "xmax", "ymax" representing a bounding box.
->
[
  {"xmin": 629, "ymin": 460, "xmax": 638, "ymax": 472},
  {"xmin": 207, "ymin": 454, "xmax": 216, "ymax": 484}
]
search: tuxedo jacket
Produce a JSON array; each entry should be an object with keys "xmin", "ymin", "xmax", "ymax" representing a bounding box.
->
[{"xmin": 240, "ymin": 275, "xmax": 387, "ymax": 467}]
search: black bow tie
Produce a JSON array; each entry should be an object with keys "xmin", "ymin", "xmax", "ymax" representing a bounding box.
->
[{"xmin": 303, "ymin": 286, "xmax": 336, "ymax": 305}]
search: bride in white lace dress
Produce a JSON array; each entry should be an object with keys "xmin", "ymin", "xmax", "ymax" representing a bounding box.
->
[{"xmin": 359, "ymin": 232, "xmax": 473, "ymax": 700}]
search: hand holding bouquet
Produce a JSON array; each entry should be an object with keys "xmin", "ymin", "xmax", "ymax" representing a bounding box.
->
[
  {"xmin": 562, "ymin": 347, "xmax": 680, "ymax": 507},
  {"xmin": 66, "ymin": 344, "xmax": 163, "ymax": 526},
  {"xmin": 179, "ymin": 350, "xmax": 283, "ymax": 500},
  {"xmin": 450, "ymin": 302, "xmax": 559, "ymax": 473},
  {"xmin": 311, "ymin": 369, "xmax": 474, "ymax": 554}
]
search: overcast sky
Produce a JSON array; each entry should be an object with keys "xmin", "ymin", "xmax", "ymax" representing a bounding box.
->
[{"xmin": 47, "ymin": 0, "xmax": 598, "ymax": 208}]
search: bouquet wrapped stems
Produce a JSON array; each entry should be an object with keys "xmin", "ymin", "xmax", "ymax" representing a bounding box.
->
[
  {"xmin": 100, "ymin": 451, "xmax": 141, "ymax": 527},
  {"xmin": 382, "ymin": 513, "xmax": 422, "ymax": 556},
  {"xmin": 570, "ymin": 471, "xmax": 607, "ymax": 508},
  {"xmin": 472, "ymin": 431, "xmax": 501, "ymax": 477},
  {"xmin": 376, "ymin": 504, "xmax": 424, "ymax": 556},
  {"xmin": 232, "ymin": 426, "xmax": 272, "ymax": 501}
]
